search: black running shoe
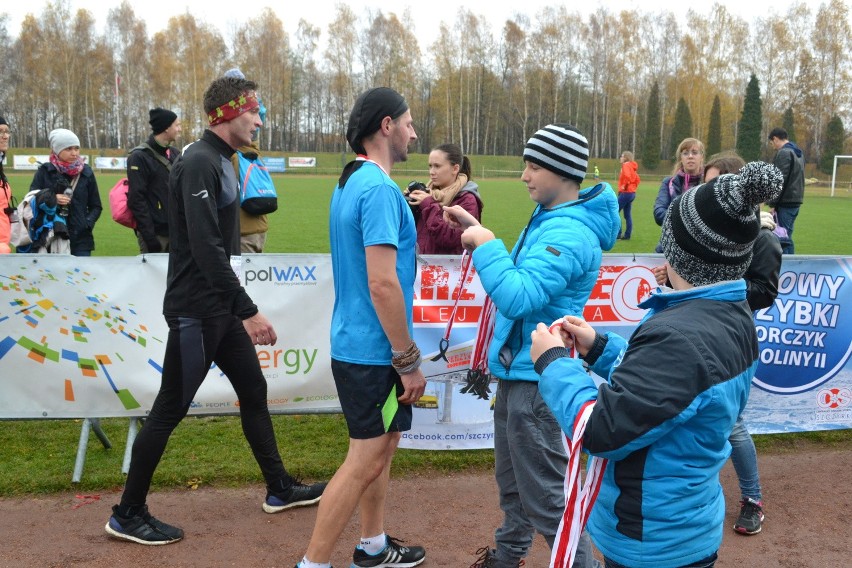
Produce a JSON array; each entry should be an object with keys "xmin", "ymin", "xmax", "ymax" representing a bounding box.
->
[
  {"xmin": 733, "ymin": 497, "xmax": 765, "ymax": 535},
  {"xmin": 104, "ymin": 504, "xmax": 183, "ymax": 545},
  {"xmin": 351, "ymin": 535, "xmax": 425, "ymax": 567},
  {"xmin": 263, "ymin": 479, "xmax": 327, "ymax": 513}
]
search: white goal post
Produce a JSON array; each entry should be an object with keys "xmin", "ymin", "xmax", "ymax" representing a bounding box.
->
[{"xmin": 830, "ymin": 155, "xmax": 852, "ymax": 197}]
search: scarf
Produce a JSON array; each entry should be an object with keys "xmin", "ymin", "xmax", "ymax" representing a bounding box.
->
[
  {"xmin": 667, "ymin": 169, "xmax": 702, "ymax": 198},
  {"xmin": 49, "ymin": 152, "xmax": 84, "ymax": 177},
  {"xmin": 429, "ymin": 173, "xmax": 468, "ymax": 207}
]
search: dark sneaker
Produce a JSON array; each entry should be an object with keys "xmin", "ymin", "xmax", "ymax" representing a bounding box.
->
[
  {"xmin": 469, "ymin": 547, "xmax": 524, "ymax": 568},
  {"xmin": 263, "ymin": 479, "xmax": 327, "ymax": 513},
  {"xmin": 104, "ymin": 504, "xmax": 183, "ymax": 545},
  {"xmin": 733, "ymin": 497, "xmax": 765, "ymax": 535},
  {"xmin": 351, "ymin": 535, "xmax": 425, "ymax": 567}
]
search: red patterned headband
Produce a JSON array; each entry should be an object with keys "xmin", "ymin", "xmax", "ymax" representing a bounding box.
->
[{"xmin": 207, "ymin": 90, "xmax": 260, "ymax": 126}]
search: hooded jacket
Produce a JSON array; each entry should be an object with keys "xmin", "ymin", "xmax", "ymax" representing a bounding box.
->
[
  {"xmin": 538, "ymin": 280, "xmax": 757, "ymax": 568},
  {"xmin": 618, "ymin": 161, "xmax": 640, "ymax": 193},
  {"xmin": 473, "ymin": 182, "xmax": 619, "ymax": 382},
  {"xmin": 768, "ymin": 142, "xmax": 805, "ymax": 207}
]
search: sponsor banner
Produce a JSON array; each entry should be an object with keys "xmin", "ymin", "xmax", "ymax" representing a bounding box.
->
[
  {"xmin": 13, "ymin": 154, "xmax": 89, "ymax": 170},
  {"xmin": 1, "ymin": 255, "xmax": 850, "ymax": 448},
  {"xmin": 288, "ymin": 157, "xmax": 316, "ymax": 168},
  {"xmin": 264, "ymin": 157, "xmax": 286, "ymax": 173},
  {"xmin": 0, "ymin": 254, "xmax": 337, "ymax": 420},
  {"xmin": 94, "ymin": 156, "xmax": 128, "ymax": 170}
]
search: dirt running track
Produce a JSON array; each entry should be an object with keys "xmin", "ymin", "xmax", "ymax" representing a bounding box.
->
[{"xmin": 1, "ymin": 447, "xmax": 849, "ymax": 568}]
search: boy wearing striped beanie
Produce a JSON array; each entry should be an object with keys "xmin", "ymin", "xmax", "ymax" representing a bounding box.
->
[{"xmin": 446, "ymin": 124, "xmax": 619, "ymax": 568}]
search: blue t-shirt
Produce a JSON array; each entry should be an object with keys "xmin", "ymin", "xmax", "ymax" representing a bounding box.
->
[{"xmin": 329, "ymin": 160, "xmax": 417, "ymax": 364}]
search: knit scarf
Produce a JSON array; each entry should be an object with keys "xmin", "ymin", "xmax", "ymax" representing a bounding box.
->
[
  {"xmin": 49, "ymin": 152, "xmax": 84, "ymax": 177},
  {"xmin": 429, "ymin": 173, "xmax": 468, "ymax": 207}
]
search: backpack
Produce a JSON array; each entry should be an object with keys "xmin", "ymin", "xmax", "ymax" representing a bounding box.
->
[
  {"xmin": 9, "ymin": 189, "xmax": 40, "ymax": 248},
  {"xmin": 110, "ymin": 144, "xmax": 173, "ymax": 228},
  {"xmin": 237, "ymin": 150, "xmax": 278, "ymax": 215}
]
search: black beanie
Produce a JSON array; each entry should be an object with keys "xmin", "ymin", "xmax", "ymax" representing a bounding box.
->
[
  {"xmin": 660, "ymin": 161, "xmax": 783, "ymax": 287},
  {"xmin": 0, "ymin": 116, "xmax": 7, "ymax": 127},
  {"xmin": 149, "ymin": 108, "xmax": 178, "ymax": 134},
  {"xmin": 346, "ymin": 88, "xmax": 408, "ymax": 154}
]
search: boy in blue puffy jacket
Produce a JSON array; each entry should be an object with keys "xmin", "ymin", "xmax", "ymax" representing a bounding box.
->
[
  {"xmin": 446, "ymin": 124, "xmax": 619, "ymax": 568},
  {"xmin": 530, "ymin": 162, "xmax": 782, "ymax": 568}
]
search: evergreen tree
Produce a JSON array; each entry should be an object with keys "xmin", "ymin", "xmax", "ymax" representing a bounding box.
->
[
  {"xmin": 669, "ymin": 97, "xmax": 694, "ymax": 158},
  {"xmin": 819, "ymin": 115, "xmax": 845, "ymax": 174},
  {"xmin": 642, "ymin": 81, "xmax": 661, "ymax": 170},
  {"xmin": 706, "ymin": 95, "xmax": 722, "ymax": 156},
  {"xmin": 782, "ymin": 107, "xmax": 796, "ymax": 144},
  {"xmin": 736, "ymin": 74, "xmax": 763, "ymax": 161}
]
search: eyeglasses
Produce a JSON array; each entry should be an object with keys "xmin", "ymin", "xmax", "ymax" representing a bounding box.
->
[
  {"xmin": 0, "ymin": 130, "xmax": 11, "ymax": 137},
  {"xmin": 681, "ymin": 150, "xmax": 702, "ymax": 157}
]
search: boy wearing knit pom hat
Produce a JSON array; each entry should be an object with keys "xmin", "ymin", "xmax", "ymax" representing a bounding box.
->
[
  {"xmin": 530, "ymin": 162, "xmax": 782, "ymax": 568},
  {"xmin": 126, "ymin": 108, "xmax": 181, "ymax": 253},
  {"xmin": 445, "ymin": 124, "xmax": 619, "ymax": 568}
]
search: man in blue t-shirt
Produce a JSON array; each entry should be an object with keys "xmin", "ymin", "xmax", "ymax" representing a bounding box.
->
[{"xmin": 295, "ymin": 88, "xmax": 427, "ymax": 568}]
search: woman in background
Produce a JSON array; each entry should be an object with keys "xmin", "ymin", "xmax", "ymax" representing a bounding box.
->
[
  {"xmin": 406, "ymin": 143, "xmax": 482, "ymax": 255},
  {"xmin": 29, "ymin": 128, "xmax": 102, "ymax": 255},
  {"xmin": 616, "ymin": 150, "xmax": 640, "ymax": 240},
  {"xmin": 653, "ymin": 137, "xmax": 704, "ymax": 252}
]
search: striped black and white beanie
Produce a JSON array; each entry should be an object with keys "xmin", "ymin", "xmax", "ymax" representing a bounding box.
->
[
  {"xmin": 522, "ymin": 124, "xmax": 589, "ymax": 184},
  {"xmin": 661, "ymin": 161, "xmax": 783, "ymax": 287}
]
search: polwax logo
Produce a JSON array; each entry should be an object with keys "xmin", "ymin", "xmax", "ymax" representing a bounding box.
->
[
  {"xmin": 244, "ymin": 265, "xmax": 319, "ymax": 285},
  {"xmin": 753, "ymin": 266, "xmax": 852, "ymax": 395}
]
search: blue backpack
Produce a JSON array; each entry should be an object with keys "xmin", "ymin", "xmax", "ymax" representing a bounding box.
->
[{"xmin": 237, "ymin": 150, "xmax": 278, "ymax": 215}]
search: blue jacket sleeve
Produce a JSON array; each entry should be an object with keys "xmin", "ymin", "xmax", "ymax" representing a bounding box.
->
[
  {"xmin": 539, "ymin": 356, "xmax": 600, "ymax": 436},
  {"xmin": 653, "ymin": 178, "xmax": 672, "ymax": 226}
]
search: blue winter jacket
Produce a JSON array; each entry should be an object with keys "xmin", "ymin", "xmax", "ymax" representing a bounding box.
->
[
  {"xmin": 473, "ymin": 183, "xmax": 619, "ymax": 382},
  {"xmin": 538, "ymin": 280, "xmax": 758, "ymax": 567}
]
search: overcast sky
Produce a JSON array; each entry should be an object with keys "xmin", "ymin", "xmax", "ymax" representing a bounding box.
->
[{"xmin": 3, "ymin": 0, "xmax": 840, "ymax": 42}]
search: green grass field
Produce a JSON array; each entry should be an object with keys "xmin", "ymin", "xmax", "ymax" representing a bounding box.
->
[{"xmin": 2, "ymin": 169, "xmax": 851, "ymax": 496}]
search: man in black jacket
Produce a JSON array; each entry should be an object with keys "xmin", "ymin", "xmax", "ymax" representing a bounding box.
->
[
  {"xmin": 767, "ymin": 127, "xmax": 805, "ymax": 254},
  {"xmin": 105, "ymin": 76, "xmax": 325, "ymax": 547},
  {"xmin": 127, "ymin": 108, "xmax": 181, "ymax": 253}
]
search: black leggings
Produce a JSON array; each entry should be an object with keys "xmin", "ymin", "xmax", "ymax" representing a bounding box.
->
[{"xmin": 121, "ymin": 314, "xmax": 286, "ymax": 506}]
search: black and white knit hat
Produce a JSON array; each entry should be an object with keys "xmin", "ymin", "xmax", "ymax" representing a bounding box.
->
[
  {"xmin": 661, "ymin": 161, "xmax": 783, "ymax": 287},
  {"xmin": 523, "ymin": 124, "xmax": 589, "ymax": 184}
]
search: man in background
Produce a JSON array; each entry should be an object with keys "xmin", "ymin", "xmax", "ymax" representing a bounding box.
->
[
  {"xmin": 767, "ymin": 127, "xmax": 804, "ymax": 254},
  {"xmin": 127, "ymin": 108, "xmax": 181, "ymax": 253}
]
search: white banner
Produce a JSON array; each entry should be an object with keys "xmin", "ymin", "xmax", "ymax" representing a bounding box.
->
[
  {"xmin": 13, "ymin": 154, "xmax": 89, "ymax": 170},
  {"xmin": 1, "ymin": 255, "xmax": 850, "ymax": 450},
  {"xmin": 288, "ymin": 157, "xmax": 316, "ymax": 167},
  {"xmin": 94, "ymin": 156, "xmax": 127, "ymax": 170}
]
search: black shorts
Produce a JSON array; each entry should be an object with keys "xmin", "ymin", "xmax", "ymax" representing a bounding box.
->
[{"xmin": 331, "ymin": 359, "xmax": 413, "ymax": 439}]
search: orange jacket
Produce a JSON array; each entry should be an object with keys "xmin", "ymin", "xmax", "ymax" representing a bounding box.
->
[{"xmin": 618, "ymin": 161, "xmax": 640, "ymax": 193}]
